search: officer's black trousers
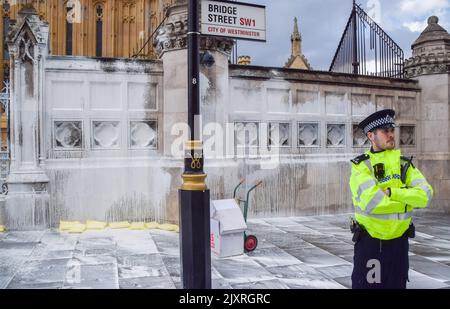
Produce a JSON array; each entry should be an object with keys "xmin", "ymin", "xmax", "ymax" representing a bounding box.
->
[{"xmin": 352, "ymin": 231, "xmax": 409, "ymax": 289}]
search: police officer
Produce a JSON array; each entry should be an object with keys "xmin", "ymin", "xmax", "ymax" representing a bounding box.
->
[{"xmin": 349, "ymin": 109, "xmax": 433, "ymax": 289}]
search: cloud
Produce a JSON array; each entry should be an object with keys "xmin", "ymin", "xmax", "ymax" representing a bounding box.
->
[
  {"xmin": 398, "ymin": 0, "xmax": 449, "ymax": 34},
  {"xmin": 400, "ymin": 0, "xmax": 449, "ymax": 17},
  {"xmin": 403, "ymin": 20, "xmax": 429, "ymax": 33}
]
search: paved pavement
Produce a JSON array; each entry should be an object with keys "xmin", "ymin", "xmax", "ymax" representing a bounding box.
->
[{"xmin": 1, "ymin": 210, "xmax": 450, "ymax": 289}]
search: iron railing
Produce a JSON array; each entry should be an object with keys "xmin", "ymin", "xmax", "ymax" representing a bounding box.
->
[{"xmin": 329, "ymin": 1, "xmax": 404, "ymax": 78}]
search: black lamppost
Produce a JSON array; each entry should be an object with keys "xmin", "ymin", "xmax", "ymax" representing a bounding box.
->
[{"xmin": 178, "ymin": 0, "xmax": 211, "ymax": 289}]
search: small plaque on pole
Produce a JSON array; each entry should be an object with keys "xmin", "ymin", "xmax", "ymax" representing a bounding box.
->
[{"xmin": 201, "ymin": 0, "xmax": 266, "ymax": 42}]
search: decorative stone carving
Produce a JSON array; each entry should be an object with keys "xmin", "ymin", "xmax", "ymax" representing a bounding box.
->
[
  {"xmin": 54, "ymin": 121, "xmax": 82, "ymax": 149},
  {"xmin": 268, "ymin": 123, "xmax": 290, "ymax": 146},
  {"xmin": 327, "ymin": 124, "xmax": 345, "ymax": 147},
  {"xmin": 7, "ymin": 6, "xmax": 49, "ymax": 52},
  {"xmin": 400, "ymin": 125, "xmax": 415, "ymax": 146},
  {"xmin": 405, "ymin": 16, "xmax": 450, "ymax": 78},
  {"xmin": 92, "ymin": 121, "xmax": 120, "ymax": 148},
  {"xmin": 200, "ymin": 36, "xmax": 234, "ymax": 55},
  {"xmin": 153, "ymin": 2, "xmax": 234, "ymax": 57},
  {"xmin": 32, "ymin": 182, "xmax": 47, "ymax": 193},
  {"xmin": 235, "ymin": 122, "xmax": 259, "ymax": 147},
  {"xmin": 18, "ymin": 31, "xmax": 35, "ymax": 63},
  {"xmin": 298, "ymin": 123, "xmax": 319, "ymax": 147},
  {"xmin": 130, "ymin": 120, "xmax": 157, "ymax": 149},
  {"xmin": 353, "ymin": 124, "xmax": 370, "ymax": 147}
]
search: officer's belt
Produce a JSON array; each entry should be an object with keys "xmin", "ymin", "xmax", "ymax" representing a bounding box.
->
[
  {"xmin": 352, "ymin": 221, "xmax": 412, "ymax": 241},
  {"xmin": 355, "ymin": 207, "xmax": 412, "ymax": 220}
]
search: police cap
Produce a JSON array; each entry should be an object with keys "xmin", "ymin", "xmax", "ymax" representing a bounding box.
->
[{"xmin": 358, "ymin": 109, "xmax": 396, "ymax": 135}]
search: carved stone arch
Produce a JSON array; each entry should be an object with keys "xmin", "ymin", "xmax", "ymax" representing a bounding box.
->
[
  {"xmin": 18, "ymin": 31, "xmax": 35, "ymax": 63},
  {"xmin": 12, "ymin": 18, "xmax": 38, "ymax": 45},
  {"xmin": 14, "ymin": 23, "xmax": 39, "ymax": 63}
]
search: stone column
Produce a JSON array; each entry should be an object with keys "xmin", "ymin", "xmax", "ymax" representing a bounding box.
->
[
  {"xmin": 405, "ymin": 16, "xmax": 450, "ymax": 210},
  {"xmin": 155, "ymin": 2, "xmax": 189, "ymax": 157},
  {"xmin": 154, "ymin": 0, "xmax": 234, "ymax": 156},
  {"xmin": 154, "ymin": 0, "xmax": 234, "ymax": 217},
  {"xmin": 199, "ymin": 36, "xmax": 234, "ymax": 144},
  {"xmin": 4, "ymin": 7, "xmax": 50, "ymax": 229}
]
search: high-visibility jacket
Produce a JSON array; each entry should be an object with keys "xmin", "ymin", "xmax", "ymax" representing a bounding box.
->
[{"xmin": 349, "ymin": 149, "xmax": 433, "ymax": 240}]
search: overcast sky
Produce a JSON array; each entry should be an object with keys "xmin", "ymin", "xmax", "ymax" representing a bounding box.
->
[{"xmin": 235, "ymin": 0, "xmax": 450, "ymax": 70}]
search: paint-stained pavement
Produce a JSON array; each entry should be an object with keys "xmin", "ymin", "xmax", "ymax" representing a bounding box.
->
[{"xmin": 1, "ymin": 210, "xmax": 450, "ymax": 289}]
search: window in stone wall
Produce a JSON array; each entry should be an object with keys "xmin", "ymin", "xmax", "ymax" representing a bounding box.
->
[
  {"xmin": 66, "ymin": 5, "xmax": 73, "ymax": 55},
  {"xmin": 54, "ymin": 121, "xmax": 83, "ymax": 149},
  {"xmin": 353, "ymin": 124, "xmax": 370, "ymax": 147},
  {"xmin": 130, "ymin": 120, "xmax": 157, "ymax": 149},
  {"xmin": 235, "ymin": 122, "xmax": 259, "ymax": 147},
  {"xmin": 400, "ymin": 125, "xmax": 415, "ymax": 146},
  {"xmin": 298, "ymin": 122, "xmax": 319, "ymax": 147},
  {"xmin": 92, "ymin": 121, "xmax": 120, "ymax": 149},
  {"xmin": 268, "ymin": 122, "xmax": 290, "ymax": 147},
  {"xmin": 327, "ymin": 124, "xmax": 345, "ymax": 147}
]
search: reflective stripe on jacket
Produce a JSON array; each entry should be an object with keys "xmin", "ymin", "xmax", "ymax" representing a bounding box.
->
[{"xmin": 349, "ymin": 149, "xmax": 433, "ymax": 240}]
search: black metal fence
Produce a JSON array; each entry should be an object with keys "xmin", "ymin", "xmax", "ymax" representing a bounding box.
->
[{"xmin": 329, "ymin": 2, "xmax": 404, "ymax": 78}]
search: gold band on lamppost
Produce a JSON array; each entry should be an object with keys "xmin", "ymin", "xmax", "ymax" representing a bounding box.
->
[
  {"xmin": 181, "ymin": 140, "xmax": 207, "ymax": 191},
  {"xmin": 184, "ymin": 140, "xmax": 203, "ymax": 150},
  {"xmin": 181, "ymin": 173, "xmax": 207, "ymax": 191}
]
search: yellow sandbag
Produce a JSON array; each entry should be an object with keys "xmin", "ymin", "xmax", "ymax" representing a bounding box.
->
[
  {"xmin": 108, "ymin": 221, "xmax": 130, "ymax": 229},
  {"xmin": 67, "ymin": 223, "xmax": 86, "ymax": 233},
  {"xmin": 0, "ymin": 225, "xmax": 5, "ymax": 232},
  {"xmin": 173, "ymin": 225, "xmax": 179, "ymax": 233},
  {"xmin": 59, "ymin": 220, "xmax": 81, "ymax": 231},
  {"xmin": 145, "ymin": 221, "xmax": 160, "ymax": 229},
  {"xmin": 158, "ymin": 223, "xmax": 179, "ymax": 232},
  {"xmin": 129, "ymin": 222, "xmax": 145, "ymax": 230},
  {"xmin": 86, "ymin": 220, "xmax": 107, "ymax": 230}
]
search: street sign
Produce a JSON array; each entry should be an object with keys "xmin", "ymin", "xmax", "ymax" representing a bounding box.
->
[{"xmin": 201, "ymin": 0, "xmax": 266, "ymax": 42}]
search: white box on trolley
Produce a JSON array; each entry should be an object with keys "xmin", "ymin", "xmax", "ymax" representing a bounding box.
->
[{"xmin": 210, "ymin": 199, "xmax": 247, "ymax": 258}]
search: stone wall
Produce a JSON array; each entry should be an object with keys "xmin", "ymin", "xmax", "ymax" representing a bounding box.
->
[
  {"xmin": 2, "ymin": 7, "xmax": 449, "ymax": 230},
  {"xmin": 203, "ymin": 67, "xmax": 424, "ymax": 218},
  {"xmin": 41, "ymin": 56, "xmax": 178, "ymax": 226}
]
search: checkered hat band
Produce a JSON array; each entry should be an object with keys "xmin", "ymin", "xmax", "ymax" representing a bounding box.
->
[{"xmin": 363, "ymin": 115, "xmax": 395, "ymax": 134}]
